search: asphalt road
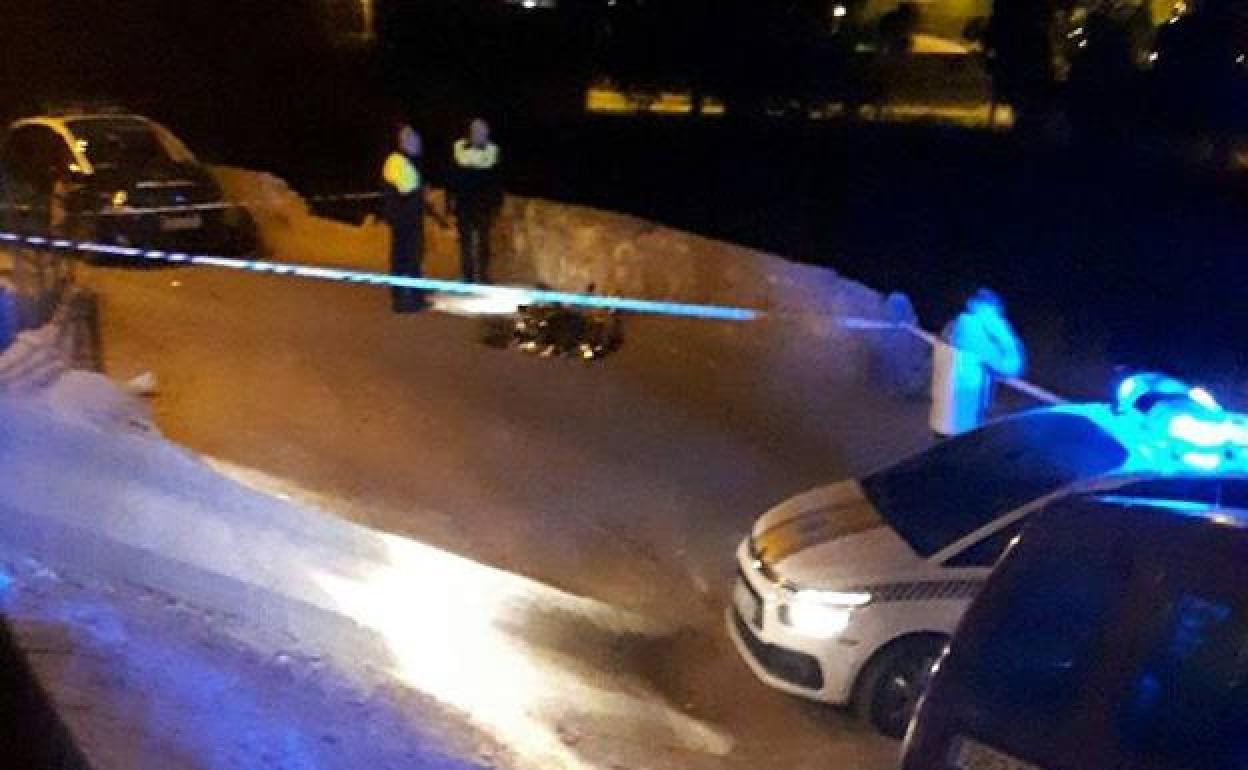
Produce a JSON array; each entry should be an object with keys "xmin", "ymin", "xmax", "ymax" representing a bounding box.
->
[{"xmin": 83, "ymin": 237, "xmax": 932, "ymax": 769}]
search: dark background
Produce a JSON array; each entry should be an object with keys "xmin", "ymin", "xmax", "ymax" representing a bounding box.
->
[{"xmin": 2, "ymin": 1, "xmax": 1246, "ymax": 390}]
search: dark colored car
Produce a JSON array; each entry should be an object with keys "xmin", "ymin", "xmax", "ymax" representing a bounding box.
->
[
  {"xmin": 2, "ymin": 109, "xmax": 256, "ymax": 257},
  {"xmin": 903, "ymin": 491, "xmax": 1248, "ymax": 770}
]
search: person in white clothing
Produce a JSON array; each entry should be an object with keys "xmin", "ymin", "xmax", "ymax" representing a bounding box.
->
[{"xmin": 930, "ymin": 288, "xmax": 1026, "ymax": 437}]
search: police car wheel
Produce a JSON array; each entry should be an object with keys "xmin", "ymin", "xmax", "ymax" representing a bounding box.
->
[{"xmin": 855, "ymin": 635, "xmax": 945, "ymax": 740}]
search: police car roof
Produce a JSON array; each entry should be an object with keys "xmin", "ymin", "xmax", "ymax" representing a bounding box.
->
[{"xmin": 12, "ymin": 113, "xmax": 149, "ymax": 132}]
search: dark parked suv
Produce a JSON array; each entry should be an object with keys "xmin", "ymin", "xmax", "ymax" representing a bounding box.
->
[
  {"xmin": 2, "ymin": 107, "xmax": 255, "ymax": 256},
  {"xmin": 903, "ymin": 490, "xmax": 1248, "ymax": 770}
]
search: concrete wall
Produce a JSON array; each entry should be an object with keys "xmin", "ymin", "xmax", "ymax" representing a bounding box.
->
[
  {"xmin": 0, "ymin": 290, "xmax": 97, "ymax": 396},
  {"xmin": 499, "ymin": 196, "xmax": 889, "ymax": 328}
]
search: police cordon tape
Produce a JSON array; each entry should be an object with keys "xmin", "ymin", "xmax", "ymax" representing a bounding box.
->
[
  {"xmin": 0, "ymin": 230, "xmax": 761, "ymax": 322},
  {"xmin": 3, "ymin": 227, "xmax": 1066, "ymax": 403},
  {"xmin": 837, "ymin": 317, "xmax": 1065, "ymax": 405},
  {"xmin": 0, "ymin": 191, "xmax": 384, "ymax": 218}
]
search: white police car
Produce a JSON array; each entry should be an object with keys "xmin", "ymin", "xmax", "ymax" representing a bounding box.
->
[{"xmin": 728, "ymin": 373, "xmax": 1248, "ymax": 738}]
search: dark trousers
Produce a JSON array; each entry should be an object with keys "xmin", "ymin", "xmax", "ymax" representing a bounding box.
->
[
  {"xmin": 457, "ymin": 215, "xmax": 492, "ymax": 283},
  {"xmin": 389, "ymin": 221, "xmax": 426, "ymax": 313}
]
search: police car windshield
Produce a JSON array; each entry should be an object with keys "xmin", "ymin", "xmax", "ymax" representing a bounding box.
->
[
  {"xmin": 69, "ymin": 119, "xmax": 172, "ymax": 171},
  {"xmin": 860, "ymin": 412, "xmax": 1127, "ymax": 557}
]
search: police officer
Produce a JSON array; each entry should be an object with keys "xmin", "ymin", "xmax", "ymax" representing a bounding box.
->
[
  {"xmin": 449, "ymin": 118, "xmax": 502, "ymax": 284},
  {"xmin": 382, "ymin": 123, "xmax": 430, "ymax": 312},
  {"xmin": 930, "ymin": 289, "xmax": 1026, "ymax": 437}
]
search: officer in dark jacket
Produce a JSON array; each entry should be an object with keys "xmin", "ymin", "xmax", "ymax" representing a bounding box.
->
[
  {"xmin": 382, "ymin": 123, "xmax": 429, "ymax": 312},
  {"xmin": 449, "ymin": 118, "xmax": 502, "ymax": 284}
]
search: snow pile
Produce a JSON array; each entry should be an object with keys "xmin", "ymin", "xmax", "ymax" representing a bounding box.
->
[{"xmin": 0, "ymin": 394, "xmax": 732, "ymax": 769}]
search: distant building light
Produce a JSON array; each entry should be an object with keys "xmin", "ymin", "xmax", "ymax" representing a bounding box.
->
[{"xmin": 832, "ymin": 4, "xmax": 848, "ymax": 17}]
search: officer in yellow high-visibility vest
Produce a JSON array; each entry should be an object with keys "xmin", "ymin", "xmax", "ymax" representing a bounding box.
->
[
  {"xmin": 382, "ymin": 123, "xmax": 430, "ymax": 312},
  {"xmin": 449, "ymin": 118, "xmax": 502, "ymax": 284}
]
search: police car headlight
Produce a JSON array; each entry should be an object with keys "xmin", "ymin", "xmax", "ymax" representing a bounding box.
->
[{"xmin": 779, "ymin": 590, "xmax": 871, "ymax": 638}]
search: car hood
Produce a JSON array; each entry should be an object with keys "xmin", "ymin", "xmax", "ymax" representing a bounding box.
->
[{"xmin": 751, "ymin": 480, "xmax": 921, "ymax": 587}]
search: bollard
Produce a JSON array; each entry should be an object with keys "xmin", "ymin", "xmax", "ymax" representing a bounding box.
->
[{"xmin": 0, "ymin": 285, "xmax": 16, "ymax": 352}]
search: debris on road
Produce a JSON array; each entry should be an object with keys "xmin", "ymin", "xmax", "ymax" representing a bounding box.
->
[{"xmin": 482, "ymin": 303, "xmax": 623, "ymax": 361}]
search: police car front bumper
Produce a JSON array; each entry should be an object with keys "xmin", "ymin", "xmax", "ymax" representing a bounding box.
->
[{"xmin": 727, "ymin": 543, "xmax": 870, "ymax": 704}]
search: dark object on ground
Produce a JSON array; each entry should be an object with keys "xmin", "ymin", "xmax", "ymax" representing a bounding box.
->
[
  {"xmin": 482, "ymin": 304, "xmax": 623, "ymax": 360},
  {"xmin": 0, "ymin": 616, "xmax": 93, "ymax": 768}
]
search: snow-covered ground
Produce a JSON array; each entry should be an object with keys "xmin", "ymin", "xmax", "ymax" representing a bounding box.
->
[{"xmin": 1, "ymin": 172, "xmax": 941, "ymax": 769}]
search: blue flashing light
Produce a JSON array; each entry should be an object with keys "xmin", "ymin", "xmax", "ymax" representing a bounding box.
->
[
  {"xmin": 1115, "ymin": 372, "xmax": 1189, "ymax": 414},
  {"xmin": 1168, "ymin": 414, "xmax": 1234, "ymax": 448},
  {"xmin": 1181, "ymin": 451, "xmax": 1224, "ymax": 471},
  {"xmin": 1189, "ymin": 386, "xmax": 1220, "ymax": 411},
  {"xmin": 1116, "ymin": 377, "xmax": 1138, "ymax": 405}
]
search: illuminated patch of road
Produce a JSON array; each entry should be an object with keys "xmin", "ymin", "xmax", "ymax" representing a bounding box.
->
[{"xmin": 209, "ymin": 460, "xmax": 733, "ymax": 769}]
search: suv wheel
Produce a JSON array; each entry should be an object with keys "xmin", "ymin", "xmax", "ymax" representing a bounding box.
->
[{"xmin": 855, "ymin": 635, "xmax": 946, "ymax": 740}]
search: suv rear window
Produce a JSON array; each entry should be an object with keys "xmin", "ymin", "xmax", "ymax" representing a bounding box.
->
[
  {"xmin": 950, "ymin": 551, "xmax": 1130, "ymax": 718},
  {"xmin": 68, "ymin": 118, "xmax": 171, "ymax": 171},
  {"xmin": 861, "ymin": 413, "xmax": 1127, "ymax": 556},
  {"xmin": 1119, "ymin": 592, "xmax": 1248, "ymax": 767}
]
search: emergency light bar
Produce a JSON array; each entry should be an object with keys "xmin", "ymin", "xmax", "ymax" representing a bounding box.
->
[{"xmin": 1115, "ymin": 372, "xmax": 1248, "ymax": 471}]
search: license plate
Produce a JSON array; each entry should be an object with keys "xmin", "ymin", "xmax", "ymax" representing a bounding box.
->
[
  {"xmin": 949, "ymin": 737, "xmax": 1040, "ymax": 770},
  {"xmin": 161, "ymin": 213, "xmax": 203, "ymax": 232},
  {"xmin": 733, "ymin": 578, "xmax": 761, "ymax": 627}
]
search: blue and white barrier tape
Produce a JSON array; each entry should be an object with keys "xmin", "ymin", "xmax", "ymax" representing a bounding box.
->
[
  {"xmin": 0, "ymin": 231, "xmax": 762, "ymax": 323},
  {"xmin": 838, "ymin": 316, "xmax": 1064, "ymax": 405},
  {"xmin": 0, "ymin": 191, "xmax": 384, "ymax": 218}
]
